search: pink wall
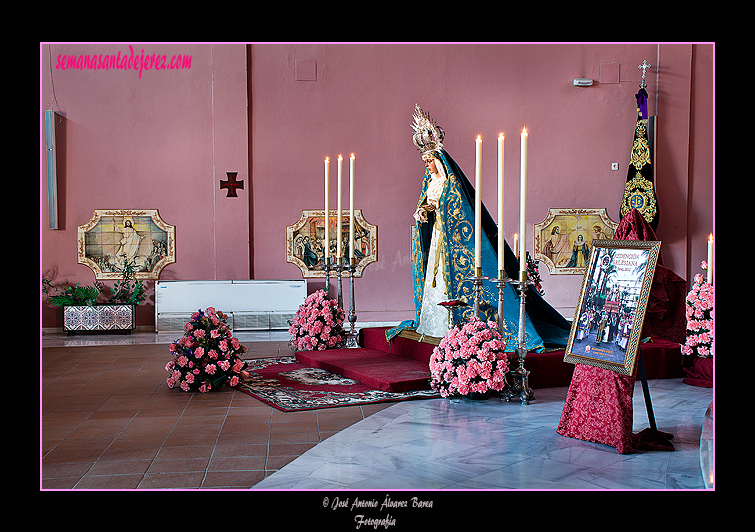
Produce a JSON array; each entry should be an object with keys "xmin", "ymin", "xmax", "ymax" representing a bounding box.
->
[
  {"xmin": 41, "ymin": 43, "xmax": 714, "ymax": 330},
  {"xmin": 41, "ymin": 44, "xmax": 250, "ymax": 328}
]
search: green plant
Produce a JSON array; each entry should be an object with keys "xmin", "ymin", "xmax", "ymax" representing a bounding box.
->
[
  {"xmin": 42, "ymin": 256, "xmax": 146, "ymax": 307},
  {"xmin": 42, "ymin": 277, "xmax": 103, "ymax": 306},
  {"xmin": 108, "ymin": 256, "xmax": 146, "ymax": 305}
]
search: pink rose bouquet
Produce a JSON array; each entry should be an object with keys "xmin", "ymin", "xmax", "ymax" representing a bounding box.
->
[
  {"xmin": 429, "ymin": 317, "xmax": 511, "ymax": 398},
  {"xmin": 165, "ymin": 307, "xmax": 249, "ymax": 392},
  {"xmin": 288, "ymin": 289, "xmax": 346, "ymax": 351},
  {"xmin": 681, "ymin": 262, "xmax": 714, "ymax": 358}
]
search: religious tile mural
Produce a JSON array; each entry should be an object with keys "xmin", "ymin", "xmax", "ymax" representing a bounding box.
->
[
  {"xmin": 286, "ymin": 209, "xmax": 377, "ymax": 278},
  {"xmin": 77, "ymin": 209, "xmax": 176, "ymax": 280},
  {"xmin": 534, "ymin": 208, "xmax": 618, "ymax": 275}
]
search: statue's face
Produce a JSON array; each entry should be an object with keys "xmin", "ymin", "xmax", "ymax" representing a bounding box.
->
[{"xmin": 424, "ymin": 157, "xmax": 438, "ymax": 175}]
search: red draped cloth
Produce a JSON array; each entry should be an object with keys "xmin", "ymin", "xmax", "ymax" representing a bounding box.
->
[
  {"xmin": 556, "ymin": 361, "xmax": 640, "ymax": 453},
  {"xmin": 682, "ymin": 357, "xmax": 713, "ymax": 388},
  {"xmin": 557, "ymin": 209, "xmax": 685, "ymax": 453}
]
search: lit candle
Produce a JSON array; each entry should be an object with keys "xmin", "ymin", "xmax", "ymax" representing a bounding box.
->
[
  {"xmin": 337, "ymin": 155, "xmax": 343, "ymax": 263},
  {"xmin": 707, "ymin": 233, "xmax": 713, "ymax": 284},
  {"xmin": 324, "ymin": 157, "xmax": 330, "ymax": 265},
  {"xmin": 475, "ymin": 135, "xmax": 482, "ymax": 271},
  {"xmin": 514, "ymin": 233, "xmax": 519, "ymax": 259},
  {"xmin": 349, "ymin": 154, "xmax": 355, "ymax": 261},
  {"xmin": 520, "ymin": 127, "xmax": 528, "ymax": 280},
  {"xmin": 498, "ymin": 133, "xmax": 504, "ymax": 274}
]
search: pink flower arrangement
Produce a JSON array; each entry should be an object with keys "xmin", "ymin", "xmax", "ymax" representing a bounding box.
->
[
  {"xmin": 288, "ymin": 289, "xmax": 346, "ymax": 351},
  {"xmin": 429, "ymin": 317, "xmax": 511, "ymax": 398},
  {"xmin": 165, "ymin": 307, "xmax": 249, "ymax": 392},
  {"xmin": 681, "ymin": 262, "xmax": 714, "ymax": 358}
]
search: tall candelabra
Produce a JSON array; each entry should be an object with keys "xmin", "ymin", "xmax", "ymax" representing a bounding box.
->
[
  {"xmin": 324, "ymin": 257, "xmax": 332, "ymax": 298},
  {"xmin": 325, "ymin": 255, "xmax": 358, "ymax": 348},
  {"xmin": 345, "ymin": 257, "xmax": 359, "ymax": 348},
  {"xmin": 466, "ymin": 262, "xmax": 536, "ymax": 404},
  {"xmin": 336, "ymin": 257, "xmax": 344, "ymax": 310},
  {"xmin": 469, "ymin": 266, "xmax": 533, "ymax": 403},
  {"xmin": 492, "ymin": 269, "xmax": 512, "ymax": 341},
  {"xmin": 499, "ymin": 271, "xmax": 535, "ymax": 404},
  {"xmin": 470, "ymin": 266, "xmax": 486, "ymax": 318}
]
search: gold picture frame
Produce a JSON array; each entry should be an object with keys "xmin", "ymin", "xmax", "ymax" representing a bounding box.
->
[
  {"xmin": 286, "ymin": 209, "xmax": 377, "ymax": 278},
  {"xmin": 534, "ymin": 208, "xmax": 618, "ymax": 275},
  {"xmin": 77, "ymin": 209, "xmax": 176, "ymax": 280},
  {"xmin": 563, "ymin": 239, "xmax": 661, "ymax": 376}
]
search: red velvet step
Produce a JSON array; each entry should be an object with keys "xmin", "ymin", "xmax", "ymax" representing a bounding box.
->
[
  {"xmin": 295, "ymin": 327, "xmax": 685, "ymax": 394},
  {"xmin": 361, "ymin": 327, "xmax": 435, "ymax": 364},
  {"xmin": 295, "ymin": 347, "xmax": 432, "ymax": 393},
  {"xmin": 361, "ymin": 326, "xmax": 578, "ymax": 390}
]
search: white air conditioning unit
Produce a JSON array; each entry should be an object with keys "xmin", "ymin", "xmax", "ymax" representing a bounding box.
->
[{"xmin": 155, "ymin": 280, "xmax": 306, "ymax": 332}]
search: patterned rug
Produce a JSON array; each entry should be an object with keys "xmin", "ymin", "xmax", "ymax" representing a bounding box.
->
[{"xmin": 235, "ymin": 356, "xmax": 439, "ymax": 412}]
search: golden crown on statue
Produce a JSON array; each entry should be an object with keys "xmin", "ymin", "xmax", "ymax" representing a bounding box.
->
[{"xmin": 411, "ymin": 104, "xmax": 445, "ymax": 157}]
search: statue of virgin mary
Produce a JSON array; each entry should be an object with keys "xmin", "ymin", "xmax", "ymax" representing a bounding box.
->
[{"xmin": 388, "ymin": 105, "xmax": 570, "ymax": 352}]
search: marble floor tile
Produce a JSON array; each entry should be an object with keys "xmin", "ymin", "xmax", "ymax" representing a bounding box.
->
[
  {"xmin": 253, "ymin": 378, "xmax": 713, "ymax": 490},
  {"xmin": 42, "ymin": 331, "xmax": 714, "ymax": 491}
]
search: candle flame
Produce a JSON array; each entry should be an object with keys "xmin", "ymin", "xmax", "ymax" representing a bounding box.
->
[
  {"xmin": 338, "ymin": 154, "xmax": 343, "ymax": 160},
  {"xmin": 351, "ymin": 153, "xmax": 355, "ymax": 159},
  {"xmin": 477, "ymin": 135, "xmax": 482, "ymax": 140},
  {"xmin": 499, "ymin": 133, "xmax": 504, "ymax": 139},
  {"xmin": 522, "ymin": 127, "xmax": 528, "ymax": 135},
  {"xmin": 325, "ymin": 157, "xmax": 329, "ymax": 162},
  {"xmin": 709, "ymin": 233, "xmax": 713, "ymax": 242}
]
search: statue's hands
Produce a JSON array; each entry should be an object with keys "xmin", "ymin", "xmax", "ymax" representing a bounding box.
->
[{"xmin": 413, "ymin": 203, "xmax": 435, "ymax": 224}]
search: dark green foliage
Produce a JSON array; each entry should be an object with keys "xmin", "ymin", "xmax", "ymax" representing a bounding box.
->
[
  {"xmin": 42, "ymin": 278, "xmax": 102, "ymax": 306},
  {"xmin": 108, "ymin": 257, "xmax": 146, "ymax": 305},
  {"xmin": 43, "ymin": 256, "xmax": 146, "ymax": 307}
]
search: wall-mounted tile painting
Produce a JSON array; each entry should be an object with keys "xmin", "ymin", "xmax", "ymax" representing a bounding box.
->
[
  {"xmin": 77, "ymin": 209, "xmax": 175, "ymax": 280},
  {"xmin": 534, "ymin": 208, "xmax": 618, "ymax": 275},
  {"xmin": 286, "ymin": 209, "xmax": 377, "ymax": 278}
]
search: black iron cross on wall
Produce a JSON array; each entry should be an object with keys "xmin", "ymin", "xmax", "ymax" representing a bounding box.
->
[{"xmin": 220, "ymin": 172, "xmax": 244, "ymax": 197}]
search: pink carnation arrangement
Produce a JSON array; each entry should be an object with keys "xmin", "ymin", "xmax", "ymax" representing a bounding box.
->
[
  {"xmin": 681, "ymin": 261, "xmax": 714, "ymax": 358},
  {"xmin": 165, "ymin": 307, "xmax": 249, "ymax": 392},
  {"xmin": 429, "ymin": 317, "xmax": 511, "ymax": 398},
  {"xmin": 288, "ymin": 289, "xmax": 346, "ymax": 351}
]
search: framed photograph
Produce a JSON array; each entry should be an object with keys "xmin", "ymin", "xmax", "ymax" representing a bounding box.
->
[
  {"xmin": 285, "ymin": 209, "xmax": 377, "ymax": 278},
  {"xmin": 563, "ymin": 239, "xmax": 661, "ymax": 376},
  {"xmin": 534, "ymin": 208, "xmax": 618, "ymax": 275},
  {"xmin": 77, "ymin": 209, "xmax": 176, "ymax": 280}
]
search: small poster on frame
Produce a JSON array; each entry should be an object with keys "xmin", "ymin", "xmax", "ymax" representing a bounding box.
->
[{"xmin": 563, "ymin": 239, "xmax": 661, "ymax": 376}]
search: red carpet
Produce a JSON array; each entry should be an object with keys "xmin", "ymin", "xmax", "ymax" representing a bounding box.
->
[
  {"xmin": 296, "ymin": 327, "xmax": 686, "ymax": 393},
  {"xmin": 235, "ymin": 356, "xmax": 438, "ymax": 411}
]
